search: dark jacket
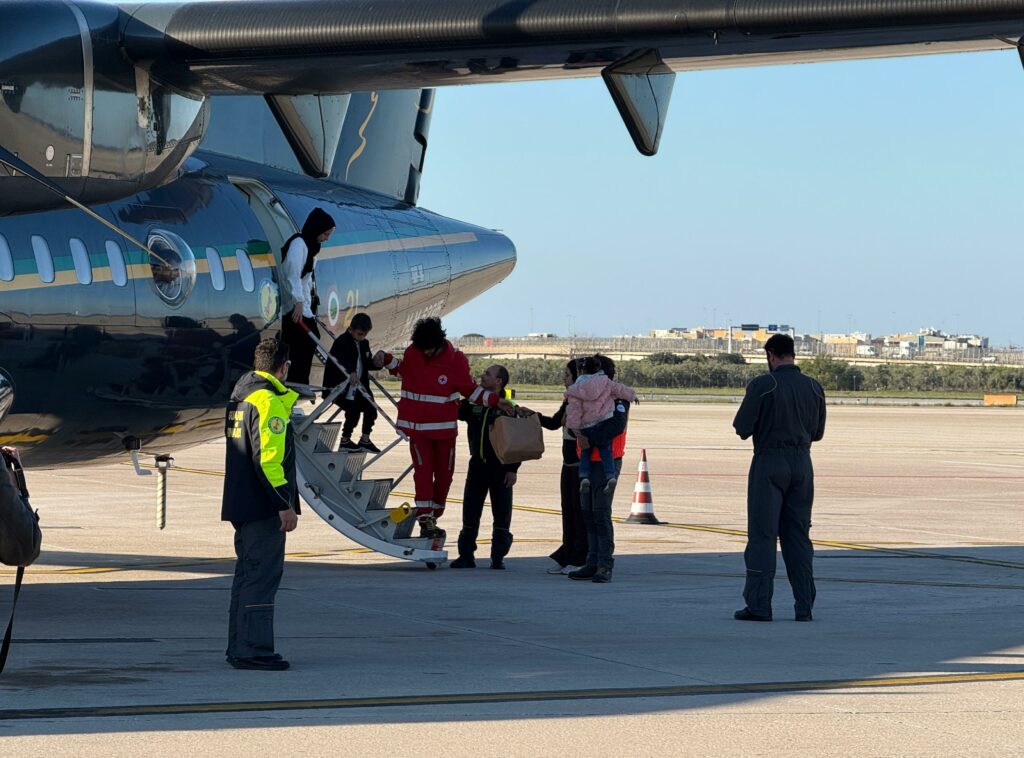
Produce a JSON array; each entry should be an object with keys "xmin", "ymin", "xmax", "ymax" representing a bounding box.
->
[
  {"xmin": 323, "ymin": 330, "xmax": 376, "ymax": 397},
  {"xmin": 540, "ymin": 401, "xmax": 580, "ymax": 466},
  {"xmin": 222, "ymin": 371, "xmax": 301, "ymax": 522},
  {"xmin": 458, "ymin": 398, "xmax": 521, "ymax": 472},
  {"xmin": 732, "ymin": 364, "xmax": 826, "ymax": 453}
]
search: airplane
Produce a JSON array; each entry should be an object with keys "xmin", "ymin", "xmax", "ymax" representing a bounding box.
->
[{"xmin": 3, "ymin": 0, "xmax": 1024, "ymax": 471}]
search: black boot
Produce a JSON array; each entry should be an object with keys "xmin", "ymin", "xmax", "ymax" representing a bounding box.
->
[{"xmin": 450, "ymin": 556, "xmax": 476, "ymax": 568}]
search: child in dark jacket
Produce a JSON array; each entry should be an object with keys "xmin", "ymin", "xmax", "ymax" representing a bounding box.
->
[{"xmin": 322, "ymin": 312, "xmax": 381, "ymax": 453}]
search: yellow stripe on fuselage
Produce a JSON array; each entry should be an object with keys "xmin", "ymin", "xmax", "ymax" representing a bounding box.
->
[{"xmin": 0, "ymin": 233, "xmax": 475, "ymax": 294}]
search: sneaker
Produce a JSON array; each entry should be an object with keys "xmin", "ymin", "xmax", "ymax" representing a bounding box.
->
[
  {"xmin": 358, "ymin": 438, "xmax": 382, "ymax": 454},
  {"xmin": 546, "ymin": 563, "xmax": 568, "ymax": 575},
  {"xmin": 418, "ymin": 519, "xmax": 446, "ymax": 540},
  {"xmin": 579, "ymin": 479, "xmax": 591, "ymax": 495},
  {"xmin": 592, "ymin": 567, "xmax": 612, "ymax": 583},
  {"xmin": 340, "ymin": 439, "xmax": 361, "ymax": 451},
  {"xmin": 603, "ymin": 477, "xmax": 617, "ymax": 495},
  {"xmin": 450, "ymin": 556, "xmax": 476, "ymax": 569},
  {"xmin": 568, "ymin": 566, "xmax": 598, "ymax": 581}
]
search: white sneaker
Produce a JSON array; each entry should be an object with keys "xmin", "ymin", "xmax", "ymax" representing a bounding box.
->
[{"xmin": 546, "ymin": 564, "xmax": 567, "ymax": 575}]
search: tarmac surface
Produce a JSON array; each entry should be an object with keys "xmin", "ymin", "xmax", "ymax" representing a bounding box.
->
[{"xmin": 1, "ymin": 403, "xmax": 1023, "ymax": 756}]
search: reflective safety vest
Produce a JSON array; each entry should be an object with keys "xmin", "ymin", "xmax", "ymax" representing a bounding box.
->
[
  {"xmin": 222, "ymin": 370, "xmax": 300, "ymax": 522},
  {"xmin": 379, "ymin": 341, "xmax": 500, "ymax": 439}
]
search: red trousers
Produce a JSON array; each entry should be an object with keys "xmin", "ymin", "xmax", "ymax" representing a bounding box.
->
[{"xmin": 409, "ymin": 436, "xmax": 456, "ymax": 520}]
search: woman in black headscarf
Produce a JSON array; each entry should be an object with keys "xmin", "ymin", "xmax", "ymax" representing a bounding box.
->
[
  {"xmin": 539, "ymin": 358, "xmax": 589, "ymax": 573},
  {"xmin": 280, "ymin": 207, "xmax": 335, "ymax": 384}
]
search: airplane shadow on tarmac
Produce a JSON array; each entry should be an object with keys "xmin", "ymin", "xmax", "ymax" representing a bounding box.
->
[{"xmin": 1, "ymin": 545, "xmax": 1023, "ymax": 734}]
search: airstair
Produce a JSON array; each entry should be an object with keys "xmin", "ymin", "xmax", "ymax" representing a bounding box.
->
[{"xmin": 289, "ymin": 325, "xmax": 447, "ymax": 568}]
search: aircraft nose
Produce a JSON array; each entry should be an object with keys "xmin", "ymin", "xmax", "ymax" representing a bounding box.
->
[{"xmin": 446, "ymin": 228, "xmax": 516, "ymax": 312}]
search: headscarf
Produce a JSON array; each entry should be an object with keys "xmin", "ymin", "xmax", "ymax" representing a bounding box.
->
[{"xmin": 282, "ymin": 207, "xmax": 336, "ymax": 276}]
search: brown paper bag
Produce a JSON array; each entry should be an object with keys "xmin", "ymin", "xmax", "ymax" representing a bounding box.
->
[{"xmin": 489, "ymin": 414, "xmax": 544, "ymax": 464}]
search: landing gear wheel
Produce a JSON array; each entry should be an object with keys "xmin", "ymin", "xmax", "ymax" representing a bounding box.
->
[{"xmin": 425, "ymin": 562, "xmax": 438, "ymax": 570}]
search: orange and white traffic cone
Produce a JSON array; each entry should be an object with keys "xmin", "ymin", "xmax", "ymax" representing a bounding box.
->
[{"xmin": 626, "ymin": 449, "xmax": 661, "ymax": 524}]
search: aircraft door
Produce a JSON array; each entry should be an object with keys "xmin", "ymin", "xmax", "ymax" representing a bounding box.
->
[{"xmin": 229, "ymin": 178, "xmax": 297, "ymax": 273}]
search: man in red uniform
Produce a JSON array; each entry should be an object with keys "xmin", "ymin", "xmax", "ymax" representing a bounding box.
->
[{"xmin": 374, "ymin": 318, "xmax": 513, "ymax": 539}]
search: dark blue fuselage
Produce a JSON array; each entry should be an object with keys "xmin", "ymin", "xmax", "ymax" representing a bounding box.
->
[{"xmin": 0, "ymin": 151, "xmax": 515, "ymax": 466}]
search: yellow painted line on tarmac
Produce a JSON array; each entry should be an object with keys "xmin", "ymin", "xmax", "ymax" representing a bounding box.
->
[
  {"xmin": 116, "ymin": 464, "xmax": 1024, "ymax": 572},
  {"xmin": 2, "ymin": 670, "xmax": 1023, "ymax": 721}
]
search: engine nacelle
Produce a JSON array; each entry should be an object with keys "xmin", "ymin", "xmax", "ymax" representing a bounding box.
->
[{"xmin": 0, "ymin": 0, "xmax": 208, "ymax": 215}]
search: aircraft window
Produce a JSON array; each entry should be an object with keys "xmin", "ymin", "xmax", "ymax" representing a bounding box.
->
[
  {"xmin": 31, "ymin": 235, "xmax": 54, "ymax": 283},
  {"xmin": 206, "ymin": 247, "xmax": 226, "ymax": 291},
  {"xmin": 235, "ymin": 249, "xmax": 255, "ymax": 292},
  {"xmin": 69, "ymin": 238, "xmax": 92, "ymax": 285},
  {"xmin": 0, "ymin": 235, "xmax": 13, "ymax": 281},
  {"xmin": 105, "ymin": 240, "xmax": 128, "ymax": 287},
  {"xmin": 147, "ymin": 230, "xmax": 197, "ymax": 307}
]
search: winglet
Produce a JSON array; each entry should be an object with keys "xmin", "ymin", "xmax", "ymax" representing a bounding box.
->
[{"xmin": 602, "ymin": 50, "xmax": 676, "ymax": 157}]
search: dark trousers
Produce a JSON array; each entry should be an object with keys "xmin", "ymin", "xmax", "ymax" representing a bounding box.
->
[
  {"xmin": 457, "ymin": 458, "xmax": 514, "ymax": 562},
  {"xmin": 742, "ymin": 449, "xmax": 816, "ymax": 618},
  {"xmin": 550, "ymin": 463, "xmax": 588, "ymax": 568},
  {"xmin": 282, "ymin": 316, "xmax": 319, "ymax": 385},
  {"xmin": 339, "ymin": 392, "xmax": 378, "ymax": 439},
  {"xmin": 581, "ymin": 458, "xmax": 620, "ymax": 570},
  {"xmin": 227, "ymin": 516, "xmax": 286, "ymax": 659}
]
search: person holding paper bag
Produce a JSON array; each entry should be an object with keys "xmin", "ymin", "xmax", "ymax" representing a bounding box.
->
[{"xmin": 451, "ymin": 364, "xmax": 522, "ymax": 569}]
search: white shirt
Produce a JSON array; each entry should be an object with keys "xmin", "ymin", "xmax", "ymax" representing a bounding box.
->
[{"xmin": 282, "ymin": 237, "xmax": 315, "ymax": 318}]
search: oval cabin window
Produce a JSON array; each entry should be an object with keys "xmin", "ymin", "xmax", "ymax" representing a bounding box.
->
[
  {"xmin": 69, "ymin": 238, "xmax": 93, "ymax": 285},
  {"xmin": 105, "ymin": 241, "xmax": 128, "ymax": 287},
  {"xmin": 0, "ymin": 235, "xmax": 14, "ymax": 282}
]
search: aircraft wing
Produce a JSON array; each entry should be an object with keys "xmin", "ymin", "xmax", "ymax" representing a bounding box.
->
[
  {"xmin": 122, "ymin": 0, "xmax": 1024, "ymax": 95},
  {"xmin": 117, "ymin": 0, "xmax": 1024, "ymax": 155}
]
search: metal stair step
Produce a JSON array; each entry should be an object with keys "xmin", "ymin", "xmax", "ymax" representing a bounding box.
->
[{"xmin": 313, "ymin": 449, "xmax": 367, "ymax": 482}]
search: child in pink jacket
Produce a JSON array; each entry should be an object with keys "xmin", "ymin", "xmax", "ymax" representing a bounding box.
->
[{"xmin": 565, "ymin": 356, "xmax": 637, "ymax": 494}]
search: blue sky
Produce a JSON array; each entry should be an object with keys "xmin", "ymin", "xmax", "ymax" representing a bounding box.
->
[{"xmin": 419, "ymin": 50, "xmax": 1024, "ymax": 346}]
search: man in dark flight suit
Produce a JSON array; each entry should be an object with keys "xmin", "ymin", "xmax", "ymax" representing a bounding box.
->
[{"xmin": 732, "ymin": 334, "xmax": 826, "ymax": 622}]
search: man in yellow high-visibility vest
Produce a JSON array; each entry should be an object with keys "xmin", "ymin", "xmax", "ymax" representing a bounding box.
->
[{"xmin": 222, "ymin": 337, "xmax": 299, "ymax": 670}]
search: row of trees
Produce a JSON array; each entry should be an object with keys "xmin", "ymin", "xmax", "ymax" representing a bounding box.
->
[{"xmin": 466, "ymin": 354, "xmax": 1024, "ymax": 393}]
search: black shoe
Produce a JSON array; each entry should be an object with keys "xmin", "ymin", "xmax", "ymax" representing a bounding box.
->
[
  {"xmin": 795, "ymin": 612, "xmax": 813, "ymax": 622},
  {"xmin": 592, "ymin": 567, "xmax": 612, "ymax": 583},
  {"xmin": 227, "ymin": 653, "xmax": 282, "ymax": 663},
  {"xmin": 579, "ymin": 479, "xmax": 591, "ymax": 495},
  {"xmin": 490, "ymin": 559, "xmax": 506, "ymax": 570},
  {"xmin": 734, "ymin": 607, "xmax": 772, "ymax": 622},
  {"xmin": 603, "ymin": 477, "xmax": 617, "ymax": 495},
  {"xmin": 340, "ymin": 439, "xmax": 361, "ymax": 451},
  {"xmin": 358, "ymin": 439, "xmax": 382, "ymax": 454},
  {"xmin": 450, "ymin": 556, "xmax": 476, "ymax": 568},
  {"xmin": 229, "ymin": 656, "xmax": 290, "ymax": 671},
  {"xmin": 568, "ymin": 566, "xmax": 598, "ymax": 581}
]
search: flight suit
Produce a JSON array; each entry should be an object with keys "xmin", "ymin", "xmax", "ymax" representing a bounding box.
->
[{"xmin": 732, "ymin": 364, "xmax": 826, "ymax": 619}]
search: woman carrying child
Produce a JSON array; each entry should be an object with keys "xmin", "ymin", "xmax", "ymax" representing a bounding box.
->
[{"xmin": 564, "ymin": 355, "xmax": 638, "ymax": 496}]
